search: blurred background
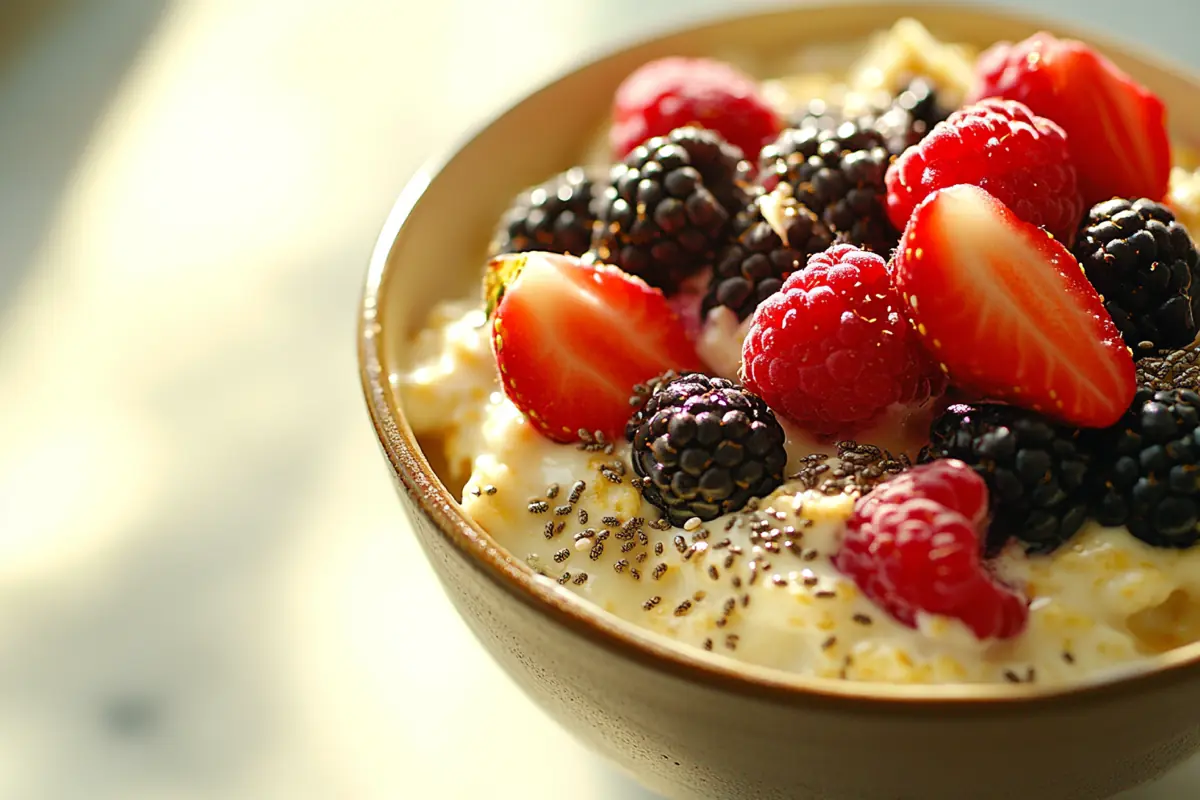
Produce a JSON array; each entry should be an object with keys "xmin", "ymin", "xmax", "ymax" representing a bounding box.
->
[{"xmin": 2, "ymin": 1, "xmax": 1200, "ymax": 798}]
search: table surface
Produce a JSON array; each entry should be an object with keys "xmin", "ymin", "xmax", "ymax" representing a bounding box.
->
[{"xmin": 2, "ymin": 1, "xmax": 1200, "ymax": 798}]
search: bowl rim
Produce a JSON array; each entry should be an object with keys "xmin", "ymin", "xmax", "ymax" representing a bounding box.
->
[{"xmin": 360, "ymin": 2, "xmax": 1200, "ymax": 710}]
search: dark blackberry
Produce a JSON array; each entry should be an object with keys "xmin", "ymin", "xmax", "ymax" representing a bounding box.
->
[
  {"xmin": 626, "ymin": 372, "xmax": 787, "ymax": 526},
  {"xmin": 788, "ymin": 78, "xmax": 948, "ymax": 157},
  {"xmin": 758, "ymin": 120, "xmax": 897, "ymax": 255},
  {"xmin": 700, "ymin": 192, "xmax": 834, "ymax": 321},
  {"xmin": 490, "ymin": 167, "xmax": 595, "ymax": 257},
  {"xmin": 591, "ymin": 127, "xmax": 751, "ymax": 292},
  {"xmin": 1073, "ymin": 198, "xmax": 1200, "ymax": 357},
  {"xmin": 1087, "ymin": 388, "xmax": 1200, "ymax": 548},
  {"xmin": 924, "ymin": 403, "xmax": 1091, "ymax": 554},
  {"xmin": 1137, "ymin": 341, "xmax": 1200, "ymax": 392}
]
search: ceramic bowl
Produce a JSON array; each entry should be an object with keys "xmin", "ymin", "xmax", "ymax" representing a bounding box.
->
[{"xmin": 359, "ymin": 5, "xmax": 1200, "ymax": 799}]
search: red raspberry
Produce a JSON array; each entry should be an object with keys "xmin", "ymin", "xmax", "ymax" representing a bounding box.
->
[
  {"xmin": 834, "ymin": 460, "xmax": 1028, "ymax": 640},
  {"xmin": 611, "ymin": 57, "xmax": 782, "ymax": 164},
  {"xmin": 884, "ymin": 98, "xmax": 1083, "ymax": 244},
  {"xmin": 740, "ymin": 244, "xmax": 944, "ymax": 436}
]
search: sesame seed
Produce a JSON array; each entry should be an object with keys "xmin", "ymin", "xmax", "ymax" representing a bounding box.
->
[
  {"xmin": 722, "ymin": 597, "xmax": 736, "ymax": 615},
  {"xmin": 543, "ymin": 521, "xmax": 556, "ymax": 539},
  {"xmin": 629, "ymin": 568, "xmax": 641, "ymax": 580},
  {"xmin": 636, "ymin": 552, "xmax": 648, "ymax": 563},
  {"xmin": 578, "ymin": 509, "xmax": 589, "ymax": 525},
  {"xmin": 569, "ymin": 481, "xmax": 586, "ymax": 503},
  {"xmin": 802, "ymin": 549, "xmax": 819, "ymax": 561},
  {"xmin": 554, "ymin": 521, "xmax": 565, "ymax": 535},
  {"xmin": 802, "ymin": 574, "xmax": 819, "ymax": 587},
  {"xmin": 484, "ymin": 485, "xmax": 497, "ymax": 495},
  {"xmin": 731, "ymin": 576, "xmax": 742, "ymax": 589},
  {"xmin": 574, "ymin": 529, "xmax": 594, "ymax": 541},
  {"xmin": 558, "ymin": 572, "xmax": 571, "ymax": 584},
  {"xmin": 771, "ymin": 575, "xmax": 787, "ymax": 587},
  {"xmin": 674, "ymin": 535, "xmax": 688, "ymax": 554},
  {"xmin": 643, "ymin": 596, "xmax": 661, "ymax": 611},
  {"xmin": 638, "ymin": 531, "xmax": 649, "ymax": 546},
  {"xmin": 554, "ymin": 504, "xmax": 572, "ymax": 516},
  {"xmin": 572, "ymin": 573, "xmax": 588, "ymax": 585},
  {"xmin": 703, "ymin": 638, "xmax": 713, "ymax": 651},
  {"xmin": 553, "ymin": 548, "xmax": 571, "ymax": 563},
  {"xmin": 650, "ymin": 518, "xmax": 672, "ymax": 531},
  {"xmin": 724, "ymin": 634, "xmax": 740, "ymax": 650},
  {"xmin": 545, "ymin": 483, "xmax": 560, "ymax": 499},
  {"xmin": 708, "ymin": 565, "xmax": 720, "ymax": 581},
  {"xmin": 654, "ymin": 542, "xmax": 664, "ymax": 556},
  {"xmin": 614, "ymin": 559, "xmax": 628, "ymax": 574},
  {"xmin": 821, "ymin": 636, "xmax": 837, "ymax": 650},
  {"xmin": 683, "ymin": 517, "xmax": 702, "ymax": 531},
  {"xmin": 528, "ymin": 501, "xmax": 550, "ymax": 514},
  {"xmin": 589, "ymin": 543, "xmax": 604, "ymax": 560},
  {"xmin": 596, "ymin": 530, "xmax": 609, "ymax": 542},
  {"xmin": 852, "ymin": 613, "xmax": 873, "ymax": 626},
  {"xmin": 741, "ymin": 594, "xmax": 751, "ymax": 607},
  {"xmin": 652, "ymin": 563, "xmax": 668, "ymax": 580},
  {"xmin": 673, "ymin": 600, "xmax": 693, "ymax": 617},
  {"xmin": 620, "ymin": 541, "xmax": 636, "ymax": 553},
  {"xmin": 602, "ymin": 515, "xmax": 620, "ymax": 527}
]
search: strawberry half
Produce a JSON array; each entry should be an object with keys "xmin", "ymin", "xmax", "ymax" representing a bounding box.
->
[
  {"xmin": 486, "ymin": 251, "xmax": 702, "ymax": 443},
  {"xmin": 968, "ymin": 31, "xmax": 1170, "ymax": 207},
  {"xmin": 892, "ymin": 184, "xmax": 1135, "ymax": 428}
]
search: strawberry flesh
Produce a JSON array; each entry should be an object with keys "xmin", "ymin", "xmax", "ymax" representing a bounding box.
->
[
  {"xmin": 892, "ymin": 184, "xmax": 1135, "ymax": 428},
  {"xmin": 488, "ymin": 252, "xmax": 702, "ymax": 443},
  {"xmin": 969, "ymin": 32, "xmax": 1171, "ymax": 207}
]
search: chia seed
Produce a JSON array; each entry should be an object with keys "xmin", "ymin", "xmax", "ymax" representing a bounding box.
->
[{"xmin": 528, "ymin": 501, "xmax": 550, "ymax": 514}]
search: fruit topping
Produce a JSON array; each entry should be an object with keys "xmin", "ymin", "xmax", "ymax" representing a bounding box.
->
[
  {"xmin": 741, "ymin": 244, "xmax": 944, "ymax": 436},
  {"xmin": 1073, "ymin": 198, "xmax": 1200, "ymax": 357},
  {"xmin": 885, "ymin": 98, "xmax": 1083, "ymax": 244},
  {"xmin": 626, "ymin": 372, "xmax": 787, "ymax": 526},
  {"xmin": 701, "ymin": 188, "xmax": 833, "ymax": 322},
  {"xmin": 892, "ymin": 184, "xmax": 1136, "ymax": 428},
  {"xmin": 758, "ymin": 120, "xmax": 898, "ymax": 254},
  {"xmin": 1088, "ymin": 388, "xmax": 1200, "ymax": 548},
  {"xmin": 969, "ymin": 32, "xmax": 1171, "ymax": 206},
  {"xmin": 791, "ymin": 77, "xmax": 950, "ymax": 156},
  {"xmin": 489, "ymin": 167, "xmax": 596, "ymax": 258},
  {"xmin": 1137, "ymin": 341, "xmax": 1200, "ymax": 393},
  {"xmin": 591, "ymin": 127, "xmax": 751, "ymax": 292},
  {"xmin": 486, "ymin": 252, "xmax": 701, "ymax": 442},
  {"xmin": 833, "ymin": 459, "xmax": 1028, "ymax": 640},
  {"xmin": 610, "ymin": 56, "xmax": 783, "ymax": 165},
  {"xmin": 925, "ymin": 404, "xmax": 1091, "ymax": 554}
]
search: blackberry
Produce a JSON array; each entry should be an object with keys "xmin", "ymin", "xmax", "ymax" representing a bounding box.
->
[
  {"xmin": 701, "ymin": 191, "xmax": 834, "ymax": 321},
  {"xmin": 924, "ymin": 404, "xmax": 1091, "ymax": 554},
  {"xmin": 591, "ymin": 127, "xmax": 751, "ymax": 292},
  {"xmin": 626, "ymin": 372, "xmax": 788, "ymax": 526},
  {"xmin": 1073, "ymin": 198, "xmax": 1200, "ymax": 357},
  {"xmin": 788, "ymin": 78, "xmax": 948, "ymax": 157},
  {"xmin": 758, "ymin": 120, "xmax": 897, "ymax": 255},
  {"xmin": 1137, "ymin": 341, "xmax": 1200, "ymax": 392},
  {"xmin": 1088, "ymin": 388, "xmax": 1200, "ymax": 548},
  {"xmin": 490, "ymin": 167, "xmax": 595, "ymax": 257}
]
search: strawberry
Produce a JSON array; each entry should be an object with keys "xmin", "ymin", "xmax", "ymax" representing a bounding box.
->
[
  {"xmin": 892, "ymin": 184, "xmax": 1135, "ymax": 429},
  {"xmin": 485, "ymin": 251, "xmax": 702, "ymax": 443},
  {"xmin": 968, "ymin": 32, "xmax": 1171, "ymax": 207}
]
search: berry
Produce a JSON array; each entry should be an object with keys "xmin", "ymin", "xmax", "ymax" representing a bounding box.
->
[
  {"xmin": 892, "ymin": 184, "xmax": 1136, "ymax": 428},
  {"xmin": 885, "ymin": 98, "xmax": 1083, "ymax": 244},
  {"xmin": 626, "ymin": 372, "xmax": 787, "ymax": 526},
  {"xmin": 1088, "ymin": 388, "xmax": 1200, "ymax": 548},
  {"xmin": 833, "ymin": 459, "xmax": 1028, "ymax": 640},
  {"xmin": 485, "ymin": 252, "xmax": 701, "ymax": 442},
  {"xmin": 701, "ymin": 190, "xmax": 834, "ymax": 322},
  {"xmin": 741, "ymin": 244, "xmax": 943, "ymax": 436},
  {"xmin": 591, "ymin": 127, "xmax": 751, "ymax": 292},
  {"xmin": 758, "ymin": 120, "xmax": 898, "ymax": 254},
  {"xmin": 1073, "ymin": 198, "xmax": 1200, "ymax": 356},
  {"xmin": 793, "ymin": 78, "xmax": 949, "ymax": 156},
  {"xmin": 1137, "ymin": 341, "xmax": 1200, "ymax": 393},
  {"xmin": 489, "ymin": 167, "xmax": 595, "ymax": 258},
  {"xmin": 611, "ymin": 57, "xmax": 783, "ymax": 165},
  {"xmin": 969, "ymin": 32, "xmax": 1171, "ymax": 206},
  {"xmin": 925, "ymin": 404, "xmax": 1091, "ymax": 554}
]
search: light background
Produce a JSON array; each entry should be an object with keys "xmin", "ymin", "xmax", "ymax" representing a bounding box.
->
[{"xmin": 2, "ymin": 1, "xmax": 1200, "ymax": 798}]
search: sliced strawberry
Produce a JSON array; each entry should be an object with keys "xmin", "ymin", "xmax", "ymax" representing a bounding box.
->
[
  {"xmin": 968, "ymin": 32, "xmax": 1170, "ymax": 207},
  {"xmin": 486, "ymin": 252, "xmax": 702, "ymax": 443},
  {"xmin": 892, "ymin": 184, "xmax": 1135, "ymax": 428}
]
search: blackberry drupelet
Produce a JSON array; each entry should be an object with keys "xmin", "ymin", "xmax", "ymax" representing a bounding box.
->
[
  {"xmin": 758, "ymin": 120, "xmax": 898, "ymax": 255},
  {"xmin": 924, "ymin": 403, "xmax": 1091, "ymax": 554},
  {"xmin": 626, "ymin": 372, "xmax": 787, "ymax": 526},
  {"xmin": 490, "ymin": 167, "xmax": 595, "ymax": 257},
  {"xmin": 1073, "ymin": 198, "xmax": 1200, "ymax": 356},
  {"xmin": 1088, "ymin": 388, "xmax": 1200, "ymax": 548},
  {"xmin": 1137, "ymin": 341, "xmax": 1200, "ymax": 392},
  {"xmin": 591, "ymin": 127, "xmax": 751, "ymax": 292},
  {"xmin": 701, "ymin": 191, "xmax": 834, "ymax": 321},
  {"xmin": 788, "ymin": 78, "xmax": 948, "ymax": 157}
]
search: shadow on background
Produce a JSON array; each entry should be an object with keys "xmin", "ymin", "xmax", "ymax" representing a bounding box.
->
[{"xmin": 0, "ymin": 0, "xmax": 171, "ymax": 325}]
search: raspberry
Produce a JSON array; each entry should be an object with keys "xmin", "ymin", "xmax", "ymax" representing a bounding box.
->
[
  {"xmin": 611, "ymin": 57, "xmax": 782, "ymax": 164},
  {"xmin": 833, "ymin": 460, "xmax": 1028, "ymax": 640},
  {"xmin": 884, "ymin": 98, "xmax": 1083, "ymax": 244},
  {"xmin": 740, "ymin": 244, "xmax": 943, "ymax": 436}
]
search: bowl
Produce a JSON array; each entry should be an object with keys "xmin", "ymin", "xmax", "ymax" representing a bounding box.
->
[{"xmin": 359, "ymin": 5, "xmax": 1200, "ymax": 799}]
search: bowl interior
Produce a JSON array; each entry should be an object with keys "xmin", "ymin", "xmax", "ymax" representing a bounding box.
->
[{"xmin": 362, "ymin": 2, "xmax": 1200, "ymax": 701}]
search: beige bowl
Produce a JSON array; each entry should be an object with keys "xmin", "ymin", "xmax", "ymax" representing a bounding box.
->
[{"xmin": 360, "ymin": 5, "xmax": 1200, "ymax": 799}]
